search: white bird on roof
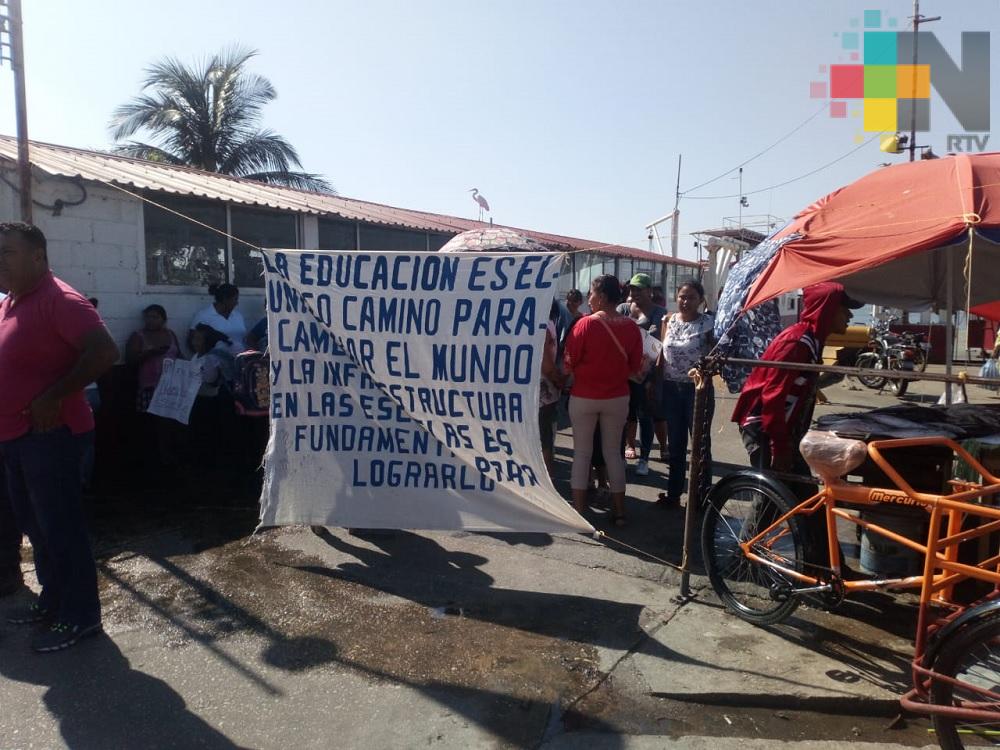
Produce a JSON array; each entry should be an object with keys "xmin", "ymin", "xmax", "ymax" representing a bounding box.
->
[{"xmin": 469, "ymin": 188, "xmax": 490, "ymax": 221}]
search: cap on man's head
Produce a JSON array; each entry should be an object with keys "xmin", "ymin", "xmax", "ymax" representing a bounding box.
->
[
  {"xmin": 842, "ymin": 290, "xmax": 864, "ymax": 309},
  {"xmin": 629, "ymin": 273, "xmax": 653, "ymax": 289}
]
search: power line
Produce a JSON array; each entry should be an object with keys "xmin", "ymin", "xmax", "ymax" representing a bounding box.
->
[
  {"xmin": 681, "ymin": 103, "xmax": 827, "ymax": 196},
  {"xmin": 682, "ymin": 131, "xmax": 884, "ymax": 200}
]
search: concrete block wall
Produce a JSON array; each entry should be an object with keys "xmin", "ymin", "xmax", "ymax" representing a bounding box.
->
[{"xmin": 1, "ymin": 177, "xmax": 266, "ymax": 355}]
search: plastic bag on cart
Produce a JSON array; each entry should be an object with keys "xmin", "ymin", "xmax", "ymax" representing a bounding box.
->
[
  {"xmin": 937, "ymin": 382, "xmax": 969, "ymax": 405},
  {"xmin": 799, "ymin": 430, "xmax": 868, "ymax": 484}
]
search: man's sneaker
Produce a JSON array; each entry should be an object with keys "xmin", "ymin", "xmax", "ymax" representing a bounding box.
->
[
  {"xmin": 31, "ymin": 621, "xmax": 102, "ymax": 653},
  {"xmin": 7, "ymin": 602, "xmax": 51, "ymax": 625},
  {"xmin": 635, "ymin": 459, "xmax": 649, "ymax": 476}
]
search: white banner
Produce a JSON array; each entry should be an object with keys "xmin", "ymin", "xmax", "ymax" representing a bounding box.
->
[
  {"xmin": 259, "ymin": 250, "xmax": 592, "ymax": 534},
  {"xmin": 146, "ymin": 358, "xmax": 202, "ymax": 425}
]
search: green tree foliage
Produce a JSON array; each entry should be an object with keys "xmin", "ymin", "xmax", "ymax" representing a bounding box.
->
[{"xmin": 110, "ymin": 47, "xmax": 332, "ymax": 193}]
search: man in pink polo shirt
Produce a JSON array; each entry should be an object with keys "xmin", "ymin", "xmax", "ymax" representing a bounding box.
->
[
  {"xmin": 0, "ymin": 280, "xmax": 21, "ymax": 598},
  {"xmin": 0, "ymin": 222, "xmax": 118, "ymax": 652}
]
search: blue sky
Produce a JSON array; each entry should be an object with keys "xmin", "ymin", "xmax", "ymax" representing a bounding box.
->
[{"xmin": 1, "ymin": 0, "xmax": 997, "ymax": 261}]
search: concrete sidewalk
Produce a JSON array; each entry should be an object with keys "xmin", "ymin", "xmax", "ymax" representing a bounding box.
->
[
  {"xmin": 0, "ymin": 375, "xmax": 959, "ymax": 748},
  {"xmin": 0, "ymin": 520, "xmax": 936, "ymax": 749}
]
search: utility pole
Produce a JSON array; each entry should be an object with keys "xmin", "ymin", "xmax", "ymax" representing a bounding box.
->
[
  {"xmin": 0, "ymin": 0, "xmax": 31, "ymax": 222},
  {"xmin": 670, "ymin": 154, "xmax": 681, "ymax": 258},
  {"xmin": 645, "ymin": 154, "xmax": 682, "ymax": 258},
  {"xmin": 909, "ymin": 1, "xmax": 940, "ymax": 162}
]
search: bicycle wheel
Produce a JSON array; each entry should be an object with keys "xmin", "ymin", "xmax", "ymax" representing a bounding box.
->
[
  {"xmin": 701, "ymin": 473, "xmax": 808, "ymax": 625},
  {"xmin": 856, "ymin": 352, "xmax": 888, "ymax": 389},
  {"xmin": 930, "ymin": 611, "xmax": 1000, "ymax": 748}
]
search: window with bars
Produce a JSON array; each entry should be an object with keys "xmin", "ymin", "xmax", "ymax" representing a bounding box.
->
[
  {"xmin": 143, "ymin": 196, "xmax": 296, "ymax": 288},
  {"xmin": 231, "ymin": 207, "xmax": 297, "ymax": 288},
  {"xmin": 143, "ymin": 195, "xmax": 228, "ymax": 287}
]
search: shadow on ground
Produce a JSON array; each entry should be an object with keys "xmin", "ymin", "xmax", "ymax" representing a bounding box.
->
[
  {"xmin": 303, "ymin": 527, "xmax": 694, "ymax": 666},
  {"xmin": 0, "ymin": 629, "xmax": 242, "ymax": 750}
]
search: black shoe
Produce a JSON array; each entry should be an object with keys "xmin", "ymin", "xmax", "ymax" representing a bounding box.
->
[
  {"xmin": 31, "ymin": 621, "xmax": 102, "ymax": 653},
  {"xmin": 8, "ymin": 602, "xmax": 52, "ymax": 625},
  {"xmin": 656, "ymin": 493, "xmax": 680, "ymax": 508}
]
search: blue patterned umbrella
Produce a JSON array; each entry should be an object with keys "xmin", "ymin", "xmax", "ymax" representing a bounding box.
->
[{"xmin": 712, "ymin": 232, "xmax": 801, "ymax": 393}]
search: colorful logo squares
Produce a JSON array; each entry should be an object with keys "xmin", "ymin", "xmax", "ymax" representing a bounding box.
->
[
  {"xmin": 830, "ymin": 64, "xmax": 930, "ymax": 99},
  {"xmin": 863, "ymin": 32, "xmax": 896, "ymax": 64},
  {"xmin": 827, "ymin": 56, "xmax": 930, "ymax": 131},
  {"xmin": 830, "ymin": 65, "xmax": 864, "ymax": 98},
  {"xmin": 864, "ymin": 98, "xmax": 897, "ymax": 130}
]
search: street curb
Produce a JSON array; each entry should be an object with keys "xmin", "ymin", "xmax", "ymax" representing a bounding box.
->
[{"xmin": 649, "ymin": 691, "xmax": 903, "ymax": 717}]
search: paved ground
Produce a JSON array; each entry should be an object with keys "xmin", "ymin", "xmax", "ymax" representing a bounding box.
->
[{"xmin": 3, "ymin": 368, "xmax": 995, "ymax": 749}]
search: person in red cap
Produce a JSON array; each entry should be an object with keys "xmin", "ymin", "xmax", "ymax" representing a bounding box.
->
[{"xmin": 732, "ymin": 282, "xmax": 861, "ymax": 472}]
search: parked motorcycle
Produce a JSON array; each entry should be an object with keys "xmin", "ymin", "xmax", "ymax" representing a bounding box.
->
[
  {"xmin": 899, "ymin": 329, "xmax": 930, "ymax": 372},
  {"xmin": 856, "ymin": 317, "xmax": 914, "ymax": 397}
]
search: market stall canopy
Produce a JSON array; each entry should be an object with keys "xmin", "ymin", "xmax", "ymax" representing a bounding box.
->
[
  {"xmin": 742, "ymin": 153, "xmax": 1000, "ymax": 311},
  {"xmin": 971, "ymin": 301, "xmax": 1000, "ymax": 322}
]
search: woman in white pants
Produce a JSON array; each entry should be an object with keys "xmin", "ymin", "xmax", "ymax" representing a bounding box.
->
[{"xmin": 563, "ymin": 275, "xmax": 643, "ymax": 526}]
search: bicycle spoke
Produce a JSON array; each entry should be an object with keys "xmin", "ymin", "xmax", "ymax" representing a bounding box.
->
[{"xmin": 703, "ymin": 481, "xmax": 805, "ymax": 624}]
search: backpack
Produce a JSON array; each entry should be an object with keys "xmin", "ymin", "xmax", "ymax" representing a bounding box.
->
[{"xmin": 233, "ymin": 350, "xmax": 270, "ymax": 416}]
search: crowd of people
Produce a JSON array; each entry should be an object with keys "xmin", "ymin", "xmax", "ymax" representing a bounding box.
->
[
  {"xmin": 549, "ymin": 271, "xmax": 858, "ymax": 530},
  {"xmin": 552, "ymin": 272, "xmax": 715, "ymax": 527},
  {"xmin": 0, "ymin": 219, "xmax": 860, "ymax": 654},
  {"xmin": 123, "ymin": 284, "xmax": 269, "ymax": 478}
]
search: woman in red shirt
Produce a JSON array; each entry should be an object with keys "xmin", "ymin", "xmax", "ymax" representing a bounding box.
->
[{"xmin": 563, "ymin": 275, "xmax": 643, "ymax": 525}]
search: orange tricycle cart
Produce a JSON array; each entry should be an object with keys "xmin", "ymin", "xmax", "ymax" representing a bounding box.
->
[{"xmin": 702, "ymin": 429, "xmax": 1000, "ymax": 749}]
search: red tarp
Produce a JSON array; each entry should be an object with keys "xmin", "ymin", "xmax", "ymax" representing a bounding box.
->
[
  {"xmin": 972, "ymin": 301, "xmax": 1000, "ymax": 321},
  {"xmin": 742, "ymin": 153, "xmax": 1000, "ymax": 312}
]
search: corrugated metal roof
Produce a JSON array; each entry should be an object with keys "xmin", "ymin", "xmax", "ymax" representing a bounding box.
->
[{"xmin": 0, "ymin": 135, "xmax": 697, "ymax": 266}]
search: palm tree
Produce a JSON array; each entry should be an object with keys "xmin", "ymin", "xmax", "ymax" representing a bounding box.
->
[{"xmin": 110, "ymin": 47, "xmax": 333, "ymax": 193}]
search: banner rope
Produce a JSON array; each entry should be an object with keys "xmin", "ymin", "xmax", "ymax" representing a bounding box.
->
[
  {"xmin": 95, "ymin": 179, "xmax": 265, "ymax": 251},
  {"xmin": 592, "ymin": 530, "xmax": 684, "ymax": 572}
]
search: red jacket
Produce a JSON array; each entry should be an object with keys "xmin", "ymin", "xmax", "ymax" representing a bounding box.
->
[{"xmin": 731, "ymin": 282, "xmax": 846, "ymax": 457}]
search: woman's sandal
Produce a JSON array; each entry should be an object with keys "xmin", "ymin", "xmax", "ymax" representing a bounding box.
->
[{"xmin": 624, "ymin": 446, "xmax": 637, "ymax": 460}]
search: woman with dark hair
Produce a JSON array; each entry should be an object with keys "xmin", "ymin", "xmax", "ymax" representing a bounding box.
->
[
  {"xmin": 563, "ymin": 275, "xmax": 643, "ymax": 526},
  {"xmin": 656, "ymin": 278, "xmax": 715, "ymax": 508},
  {"xmin": 126, "ymin": 304, "xmax": 184, "ymax": 472},
  {"xmin": 126, "ymin": 304, "xmax": 182, "ymax": 412},
  {"xmin": 189, "ymin": 283, "xmax": 246, "ymax": 356}
]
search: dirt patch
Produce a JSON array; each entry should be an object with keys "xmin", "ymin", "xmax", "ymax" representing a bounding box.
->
[{"xmin": 97, "ymin": 523, "xmax": 604, "ymax": 717}]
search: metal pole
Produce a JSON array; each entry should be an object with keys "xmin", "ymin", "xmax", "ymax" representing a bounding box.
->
[
  {"xmin": 671, "ymin": 154, "xmax": 682, "ymax": 258},
  {"xmin": 9, "ymin": 0, "xmax": 31, "ymax": 222},
  {"xmin": 724, "ymin": 356, "xmax": 995, "ymax": 386},
  {"xmin": 679, "ymin": 374, "xmax": 709, "ymax": 599},
  {"xmin": 738, "ymin": 168, "xmax": 744, "ymax": 229},
  {"xmin": 945, "ymin": 249, "xmax": 954, "ymax": 403},
  {"xmin": 909, "ymin": 0, "xmax": 919, "ymax": 162}
]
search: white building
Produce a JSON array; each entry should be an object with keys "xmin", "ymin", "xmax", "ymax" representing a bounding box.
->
[{"xmin": 0, "ymin": 136, "xmax": 700, "ymax": 349}]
